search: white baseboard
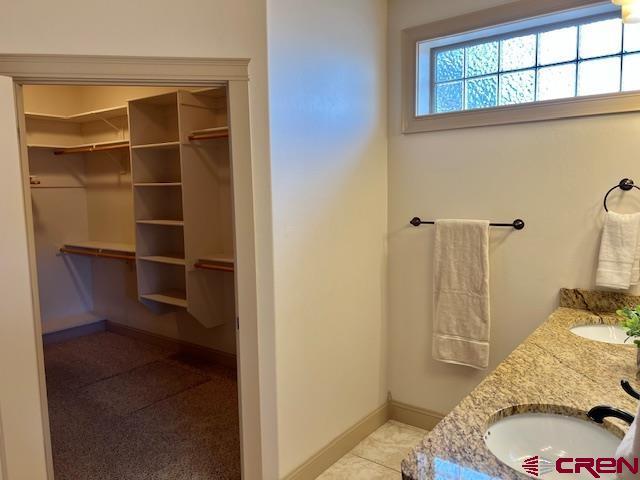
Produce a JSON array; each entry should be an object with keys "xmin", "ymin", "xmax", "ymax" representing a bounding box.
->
[
  {"xmin": 389, "ymin": 400, "xmax": 444, "ymax": 432},
  {"xmin": 283, "ymin": 402, "xmax": 390, "ymax": 480},
  {"xmin": 282, "ymin": 400, "xmax": 445, "ymax": 479}
]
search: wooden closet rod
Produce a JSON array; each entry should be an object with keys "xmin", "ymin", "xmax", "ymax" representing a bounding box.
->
[
  {"xmin": 194, "ymin": 262, "xmax": 234, "ymax": 272},
  {"xmin": 54, "ymin": 141, "xmax": 130, "ymax": 156},
  {"xmin": 60, "ymin": 246, "xmax": 135, "ymax": 261},
  {"xmin": 188, "ymin": 127, "xmax": 229, "ymax": 142}
]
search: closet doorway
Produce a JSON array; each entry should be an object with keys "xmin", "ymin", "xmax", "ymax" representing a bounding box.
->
[
  {"xmin": 0, "ymin": 56, "xmax": 268, "ymax": 480},
  {"xmin": 25, "ymin": 84, "xmax": 241, "ymax": 479}
]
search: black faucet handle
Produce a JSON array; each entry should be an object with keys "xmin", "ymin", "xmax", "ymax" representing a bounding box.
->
[
  {"xmin": 622, "ymin": 380, "xmax": 640, "ymax": 400},
  {"xmin": 588, "ymin": 405, "xmax": 635, "ymax": 426}
]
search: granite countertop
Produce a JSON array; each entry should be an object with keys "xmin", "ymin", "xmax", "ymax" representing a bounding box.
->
[{"xmin": 401, "ymin": 289, "xmax": 640, "ymax": 480}]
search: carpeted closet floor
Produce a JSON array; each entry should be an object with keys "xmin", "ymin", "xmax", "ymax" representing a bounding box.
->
[{"xmin": 43, "ymin": 331, "xmax": 240, "ymax": 480}]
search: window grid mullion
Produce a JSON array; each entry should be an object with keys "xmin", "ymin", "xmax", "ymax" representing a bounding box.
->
[{"xmin": 574, "ymin": 25, "xmax": 580, "ymax": 97}]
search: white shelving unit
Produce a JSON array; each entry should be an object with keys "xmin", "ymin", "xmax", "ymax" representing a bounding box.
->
[
  {"xmin": 129, "ymin": 89, "xmax": 235, "ymax": 326},
  {"xmin": 129, "ymin": 92, "xmax": 187, "ymax": 311}
]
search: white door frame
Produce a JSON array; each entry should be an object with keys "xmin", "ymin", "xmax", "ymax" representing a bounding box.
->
[{"xmin": 0, "ymin": 54, "xmax": 270, "ymax": 480}]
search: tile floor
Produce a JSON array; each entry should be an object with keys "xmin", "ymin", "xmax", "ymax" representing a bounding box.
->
[{"xmin": 318, "ymin": 420, "xmax": 427, "ymax": 479}]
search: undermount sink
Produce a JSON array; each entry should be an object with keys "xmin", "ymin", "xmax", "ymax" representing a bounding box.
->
[
  {"xmin": 570, "ymin": 324, "xmax": 630, "ymax": 345},
  {"xmin": 484, "ymin": 412, "xmax": 621, "ymax": 479}
]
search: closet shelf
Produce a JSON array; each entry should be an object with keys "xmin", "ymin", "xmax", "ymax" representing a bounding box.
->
[
  {"xmin": 188, "ymin": 126, "xmax": 229, "ymax": 141},
  {"xmin": 139, "ymin": 255, "xmax": 186, "ymax": 266},
  {"xmin": 134, "ymin": 182, "xmax": 182, "ymax": 187},
  {"xmin": 131, "ymin": 141, "xmax": 180, "ymax": 150},
  {"xmin": 60, "ymin": 241, "xmax": 136, "ymax": 261},
  {"xmin": 140, "ymin": 290, "xmax": 187, "ymax": 308},
  {"xmin": 28, "ymin": 140, "xmax": 130, "ymax": 156},
  {"xmin": 64, "ymin": 241, "xmax": 135, "ymax": 253},
  {"xmin": 136, "ymin": 219, "xmax": 184, "ymax": 227},
  {"xmin": 25, "ymin": 105, "xmax": 127, "ymax": 124}
]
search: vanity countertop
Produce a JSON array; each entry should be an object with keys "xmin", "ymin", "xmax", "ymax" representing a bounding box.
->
[{"xmin": 401, "ymin": 289, "xmax": 640, "ymax": 480}]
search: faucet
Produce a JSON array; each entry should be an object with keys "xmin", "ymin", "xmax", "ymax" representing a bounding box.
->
[
  {"xmin": 588, "ymin": 406, "xmax": 635, "ymax": 426},
  {"xmin": 621, "ymin": 380, "xmax": 640, "ymax": 400},
  {"xmin": 587, "ymin": 379, "xmax": 638, "ymax": 426}
]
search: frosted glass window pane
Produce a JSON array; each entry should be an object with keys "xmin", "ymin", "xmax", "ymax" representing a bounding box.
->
[
  {"xmin": 465, "ymin": 76, "xmax": 498, "ymax": 110},
  {"xmin": 500, "ymin": 35, "xmax": 536, "ymax": 71},
  {"xmin": 538, "ymin": 26, "xmax": 578, "ymax": 65},
  {"xmin": 537, "ymin": 64, "xmax": 577, "ymax": 101},
  {"xmin": 417, "ymin": 42, "xmax": 431, "ymax": 115},
  {"xmin": 436, "ymin": 49, "xmax": 464, "ymax": 82},
  {"xmin": 579, "ymin": 18, "xmax": 623, "ymax": 59},
  {"xmin": 623, "ymin": 53, "xmax": 640, "ymax": 91},
  {"xmin": 577, "ymin": 57, "xmax": 622, "ymax": 96},
  {"xmin": 499, "ymin": 70, "xmax": 535, "ymax": 105},
  {"xmin": 625, "ymin": 23, "xmax": 640, "ymax": 52},
  {"xmin": 435, "ymin": 81, "xmax": 463, "ymax": 113},
  {"xmin": 465, "ymin": 42, "xmax": 499, "ymax": 78}
]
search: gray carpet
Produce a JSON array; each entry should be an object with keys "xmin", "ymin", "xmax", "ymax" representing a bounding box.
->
[{"xmin": 44, "ymin": 332, "xmax": 241, "ymax": 480}]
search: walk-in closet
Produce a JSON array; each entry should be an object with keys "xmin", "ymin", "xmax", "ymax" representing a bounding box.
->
[{"xmin": 22, "ymin": 85, "xmax": 240, "ymax": 479}]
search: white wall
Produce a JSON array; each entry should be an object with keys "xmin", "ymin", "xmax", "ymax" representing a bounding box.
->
[
  {"xmin": 267, "ymin": 0, "xmax": 388, "ymax": 476},
  {"xmin": 388, "ymin": 0, "xmax": 640, "ymax": 415},
  {"xmin": 0, "ymin": 2, "xmax": 277, "ymax": 478}
]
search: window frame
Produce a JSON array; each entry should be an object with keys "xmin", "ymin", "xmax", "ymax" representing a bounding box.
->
[{"xmin": 402, "ymin": 0, "xmax": 640, "ymax": 133}]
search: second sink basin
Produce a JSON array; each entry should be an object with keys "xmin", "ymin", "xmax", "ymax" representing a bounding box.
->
[
  {"xmin": 570, "ymin": 324, "xmax": 629, "ymax": 345},
  {"xmin": 485, "ymin": 412, "xmax": 621, "ymax": 479}
]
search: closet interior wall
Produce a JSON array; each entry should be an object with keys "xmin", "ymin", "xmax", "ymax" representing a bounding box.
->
[{"xmin": 23, "ymin": 85, "xmax": 236, "ymax": 354}]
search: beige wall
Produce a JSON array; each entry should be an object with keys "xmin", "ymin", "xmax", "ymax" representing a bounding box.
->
[
  {"xmin": 388, "ymin": 0, "xmax": 640, "ymax": 415},
  {"xmin": 267, "ymin": 0, "xmax": 389, "ymax": 476},
  {"xmin": 0, "ymin": 2, "xmax": 277, "ymax": 478}
]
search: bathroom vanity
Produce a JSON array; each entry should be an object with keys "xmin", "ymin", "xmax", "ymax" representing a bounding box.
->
[{"xmin": 401, "ymin": 289, "xmax": 640, "ymax": 480}]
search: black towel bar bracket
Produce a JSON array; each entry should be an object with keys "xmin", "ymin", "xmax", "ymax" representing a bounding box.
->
[
  {"xmin": 410, "ymin": 217, "xmax": 525, "ymax": 230},
  {"xmin": 603, "ymin": 178, "xmax": 640, "ymax": 212}
]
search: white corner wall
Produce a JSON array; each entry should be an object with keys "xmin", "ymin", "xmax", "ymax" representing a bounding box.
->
[
  {"xmin": 267, "ymin": 0, "xmax": 389, "ymax": 476},
  {"xmin": 388, "ymin": 0, "xmax": 640, "ymax": 415}
]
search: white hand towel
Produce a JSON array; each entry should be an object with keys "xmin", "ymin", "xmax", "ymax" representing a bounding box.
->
[
  {"xmin": 432, "ymin": 219, "xmax": 490, "ymax": 370},
  {"xmin": 596, "ymin": 212, "xmax": 640, "ymax": 290},
  {"xmin": 616, "ymin": 403, "xmax": 640, "ymax": 479}
]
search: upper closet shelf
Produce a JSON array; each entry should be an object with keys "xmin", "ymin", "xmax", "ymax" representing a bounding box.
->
[
  {"xmin": 25, "ymin": 105, "xmax": 127, "ymax": 124},
  {"xmin": 28, "ymin": 140, "xmax": 130, "ymax": 155},
  {"xmin": 188, "ymin": 126, "xmax": 229, "ymax": 142}
]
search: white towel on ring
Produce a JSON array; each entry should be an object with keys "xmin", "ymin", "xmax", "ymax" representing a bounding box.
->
[{"xmin": 596, "ymin": 212, "xmax": 640, "ymax": 290}]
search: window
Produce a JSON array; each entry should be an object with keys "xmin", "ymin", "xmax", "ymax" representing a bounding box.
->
[
  {"xmin": 403, "ymin": 1, "xmax": 640, "ymax": 133},
  {"xmin": 422, "ymin": 16, "xmax": 640, "ymax": 115}
]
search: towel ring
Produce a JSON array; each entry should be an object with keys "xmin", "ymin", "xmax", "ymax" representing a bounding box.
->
[{"xmin": 603, "ymin": 178, "xmax": 640, "ymax": 212}]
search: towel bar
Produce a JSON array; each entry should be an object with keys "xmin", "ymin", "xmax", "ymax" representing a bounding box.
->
[{"xmin": 410, "ymin": 217, "xmax": 525, "ymax": 230}]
